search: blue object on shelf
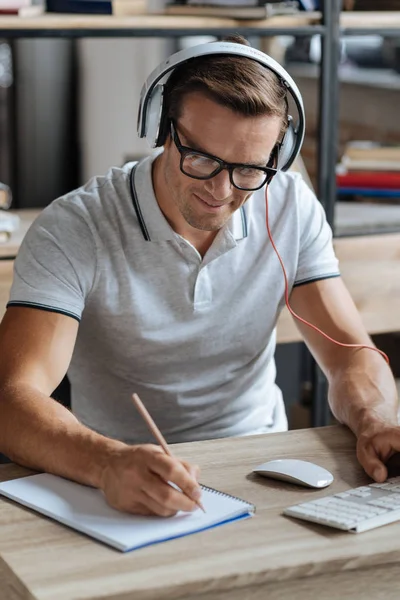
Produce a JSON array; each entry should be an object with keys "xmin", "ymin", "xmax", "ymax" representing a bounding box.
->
[
  {"xmin": 46, "ymin": 0, "xmax": 112, "ymax": 14},
  {"xmin": 297, "ymin": 0, "xmax": 320, "ymax": 9},
  {"xmin": 338, "ymin": 187, "xmax": 400, "ymax": 198}
]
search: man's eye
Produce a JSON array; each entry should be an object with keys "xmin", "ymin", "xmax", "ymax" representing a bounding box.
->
[
  {"xmin": 237, "ymin": 167, "xmax": 262, "ymax": 178},
  {"xmin": 187, "ymin": 154, "xmax": 214, "ymax": 167}
]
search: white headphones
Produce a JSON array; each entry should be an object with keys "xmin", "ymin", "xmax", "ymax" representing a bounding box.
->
[{"xmin": 137, "ymin": 41, "xmax": 305, "ymax": 172}]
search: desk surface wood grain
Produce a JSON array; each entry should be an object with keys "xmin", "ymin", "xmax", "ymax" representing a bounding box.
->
[{"xmin": 1, "ymin": 426, "xmax": 400, "ymax": 600}]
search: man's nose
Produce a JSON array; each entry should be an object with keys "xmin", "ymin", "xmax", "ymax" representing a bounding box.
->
[{"xmin": 204, "ymin": 169, "xmax": 232, "ymax": 200}]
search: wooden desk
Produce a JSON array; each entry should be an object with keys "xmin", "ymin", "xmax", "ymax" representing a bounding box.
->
[{"xmin": 1, "ymin": 425, "xmax": 400, "ymax": 600}]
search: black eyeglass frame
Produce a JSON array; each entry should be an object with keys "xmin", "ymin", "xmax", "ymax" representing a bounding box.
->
[{"xmin": 170, "ymin": 121, "xmax": 277, "ymax": 191}]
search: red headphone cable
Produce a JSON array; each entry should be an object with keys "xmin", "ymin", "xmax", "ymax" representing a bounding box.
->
[{"xmin": 264, "ymin": 186, "xmax": 389, "ymax": 365}]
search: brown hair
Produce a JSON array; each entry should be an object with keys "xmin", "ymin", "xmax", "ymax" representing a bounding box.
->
[{"xmin": 164, "ymin": 34, "xmax": 289, "ymax": 140}]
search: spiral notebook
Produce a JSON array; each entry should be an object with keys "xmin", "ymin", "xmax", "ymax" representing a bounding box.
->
[{"xmin": 0, "ymin": 473, "xmax": 255, "ymax": 552}]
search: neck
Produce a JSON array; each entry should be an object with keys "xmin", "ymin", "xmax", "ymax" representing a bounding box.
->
[{"xmin": 152, "ymin": 154, "xmax": 218, "ymax": 257}]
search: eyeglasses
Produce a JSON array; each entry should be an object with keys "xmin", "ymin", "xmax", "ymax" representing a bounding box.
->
[{"xmin": 170, "ymin": 121, "xmax": 277, "ymax": 192}]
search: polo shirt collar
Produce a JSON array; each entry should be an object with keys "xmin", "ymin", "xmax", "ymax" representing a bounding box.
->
[{"xmin": 132, "ymin": 153, "xmax": 248, "ymax": 242}]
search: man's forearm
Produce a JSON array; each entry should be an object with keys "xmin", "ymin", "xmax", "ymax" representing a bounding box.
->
[
  {"xmin": 0, "ymin": 382, "xmax": 127, "ymax": 488},
  {"xmin": 328, "ymin": 352, "xmax": 398, "ymax": 438}
]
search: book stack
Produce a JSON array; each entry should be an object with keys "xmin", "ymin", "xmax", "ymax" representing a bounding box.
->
[
  {"xmin": 159, "ymin": 0, "xmax": 300, "ymax": 20},
  {"xmin": 336, "ymin": 141, "xmax": 400, "ymax": 204},
  {"xmin": 0, "ymin": 0, "xmax": 44, "ymax": 16}
]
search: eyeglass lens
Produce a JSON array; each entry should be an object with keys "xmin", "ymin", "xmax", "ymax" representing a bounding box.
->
[{"xmin": 182, "ymin": 153, "xmax": 267, "ymax": 190}]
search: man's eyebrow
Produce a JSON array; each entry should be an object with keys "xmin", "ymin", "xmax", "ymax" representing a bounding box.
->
[
  {"xmin": 181, "ymin": 130, "xmax": 269, "ymax": 168},
  {"xmin": 180, "ymin": 130, "xmax": 209, "ymax": 154}
]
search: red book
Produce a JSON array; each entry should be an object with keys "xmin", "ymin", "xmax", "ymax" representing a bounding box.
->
[{"xmin": 337, "ymin": 171, "xmax": 400, "ymax": 190}]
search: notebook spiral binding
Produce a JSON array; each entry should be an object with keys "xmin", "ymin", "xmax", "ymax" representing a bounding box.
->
[{"xmin": 200, "ymin": 484, "xmax": 256, "ymax": 513}]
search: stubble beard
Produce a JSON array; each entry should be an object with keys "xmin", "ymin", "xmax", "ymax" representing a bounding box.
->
[{"xmin": 177, "ymin": 193, "xmax": 229, "ymax": 232}]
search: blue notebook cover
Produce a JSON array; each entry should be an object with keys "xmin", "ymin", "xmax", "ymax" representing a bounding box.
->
[{"xmin": 0, "ymin": 473, "xmax": 255, "ymax": 552}]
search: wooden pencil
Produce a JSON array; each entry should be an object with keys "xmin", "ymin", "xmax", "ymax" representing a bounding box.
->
[{"xmin": 131, "ymin": 393, "xmax": 206, "ymax": 513}]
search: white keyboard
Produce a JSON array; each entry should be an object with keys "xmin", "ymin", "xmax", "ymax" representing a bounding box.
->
[{"xmin": 283, "ymin": 476, "xmax": 400, "ymax": 533}]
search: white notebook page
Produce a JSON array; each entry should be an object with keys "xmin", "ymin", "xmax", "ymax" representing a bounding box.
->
[{"xmin": 0, "ymin": 473, "xmax": 254, "ymax": 552}]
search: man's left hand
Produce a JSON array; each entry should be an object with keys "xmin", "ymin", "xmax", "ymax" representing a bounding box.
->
[{"xmin": 356, "ymin": 421, "xmax": 400, "ymax": 482}]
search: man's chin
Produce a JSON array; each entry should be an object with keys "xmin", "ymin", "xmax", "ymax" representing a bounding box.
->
[
  {"xmin": 184, "ymin": 213, "xmax": 228, "ymax": 232},
  {"xmin": 192, "ymin": 221, "xmax": 224, "ymax": 232},
  {"xmin": 180, "ymin": 193, "xmax": 233, "ymax": 231}
]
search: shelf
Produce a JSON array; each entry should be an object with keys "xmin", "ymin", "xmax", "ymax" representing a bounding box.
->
[
  {"xmin": 0, "ymin": 11, "xmax": 322, "ymax": 37},
  {"xmin": 335, "ymin": 201, "xmax": 400, "ymax": 237},
  {"xmin": 1, "ymin": 10, "xmax": 399, "ymax": 37},
  {"xmin": 288, "ymin": 64, "xmax": 400, "ymax": 91},
  {"xmin": 341, "ymin": 11, "xmax": 400, "ymax": 35}
]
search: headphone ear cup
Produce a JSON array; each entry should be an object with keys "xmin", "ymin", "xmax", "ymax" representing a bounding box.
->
[
  {"xmin": 276, "ymin": 117, "xmax": 297, "ymax": 171},
  {"xmin": 143, "ymin": 83, "xmax": 165, "ymax": 148}
]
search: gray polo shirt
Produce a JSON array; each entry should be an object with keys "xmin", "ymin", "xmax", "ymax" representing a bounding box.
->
[{"xmin": 8, "ymin": 154, "xmax": 339, "ymax": 444}]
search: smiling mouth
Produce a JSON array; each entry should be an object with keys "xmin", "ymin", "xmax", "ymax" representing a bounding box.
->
[
  {"xmin": 194, "ymin": 193, "xmax": 226, "ymax": 210},
  {"xmin": 203, "ymin": 199, "xmax": 224, "ymax": 207}
]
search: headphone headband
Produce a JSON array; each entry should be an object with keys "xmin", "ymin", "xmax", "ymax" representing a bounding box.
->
[{"xmin": 137, "ymin": 41, "xmax": 305, "ymax": 171}]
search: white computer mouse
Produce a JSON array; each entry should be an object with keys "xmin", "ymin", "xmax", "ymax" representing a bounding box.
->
[{"xmin": 252, "ymin": 458, "xmax": 334, "ymax": 489}]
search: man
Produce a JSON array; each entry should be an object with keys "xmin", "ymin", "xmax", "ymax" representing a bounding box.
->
[{"xmin": 0, "ymin": 36, "xmax": 398, "ymax": 517}]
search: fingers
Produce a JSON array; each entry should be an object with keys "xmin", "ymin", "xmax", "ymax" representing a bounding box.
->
[
  {"xmin": 149, "ymin": 452, "xmax": 202, "ymax": 506},
  {"xmin": 142, "ymin": 469, "xmax": 199, "ymax": 514},
  {"xmin": 101, "ymin": 444, "xmax": 202, "ymax": 517},
  {"xmin": 357, "ymin": 440, "xmax": 387, "ymax": 482},
  {"xmin": 139, "ymin": 492, "xmax": 178, "ymax": 517},
  {"xmin": 357, "ymin": 430, "xmax": 400, "ymax": 482},
  {"xmin": 181, "ymin": 460, "xmax": 200, "ymax": 482},
  {"xmin": 124, "ymin": 501, "xmax": 154, "ymax": 517}
]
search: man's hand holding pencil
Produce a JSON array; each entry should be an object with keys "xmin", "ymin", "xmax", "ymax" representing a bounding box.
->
[{"xmin": 99, "ymin": 394, "xmax": 204, "ymax": 517}]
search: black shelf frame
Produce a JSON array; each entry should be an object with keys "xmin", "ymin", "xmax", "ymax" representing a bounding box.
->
[
  {"xmin": 311, "ymin": 0, "xmax": 341, "ymax": 428},
  {"xmin": 0, "ymin": 25, "xmax": 326, "ymax": 38},
  {"xmin": 343, "ymin": 28, "xmax": 400, "ymax": 36}
]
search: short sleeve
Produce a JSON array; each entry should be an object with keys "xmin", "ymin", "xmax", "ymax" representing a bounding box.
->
[
  {"xmin": 294, "ymin": 178, "xmax": 340, "ymax": 287},
  {"xmin": 8, "ymin": 199, "xmax": 97, "ymax": 321}
]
